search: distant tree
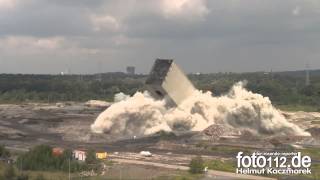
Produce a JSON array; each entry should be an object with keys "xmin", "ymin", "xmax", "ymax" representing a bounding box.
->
[
  {"xmin": 155, "ymin": 130, "xmax": 175, "ymax": 137},
  {"xmin": 300, "ymin": 85, "xmax": 316, "ymax": 97},
  {"xmin": 85, "ymin": 149, "xmax": 97, "ymax": 165},
  {"xmin": 0, "ymin": 72, "xmax": 320, "ymax": 110},
  {"xmin": 34, "ymin": 174, "xmax": 45, "ymax": 180},
  {"xmin": 16, "ymin": 145, "xmax": 87, "ymax": 172},
  {"xmin": 0, "ymin": 145, "xmax": 10, "ymax": 158},
  {"xmin": 189, "ymin": 156, "xmax": 205, "ymax": 174}
]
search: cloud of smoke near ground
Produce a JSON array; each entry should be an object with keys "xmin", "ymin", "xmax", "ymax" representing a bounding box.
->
[{"xmin": 91, "ymin": 82, "xmax": 310, "ymax": 136}]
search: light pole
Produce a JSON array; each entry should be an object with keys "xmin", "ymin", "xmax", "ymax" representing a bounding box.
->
[
  {"xmin": 119, "ymin": 162, "xmax": 122, "ymax": 180},
  {"xmin": 69, "ymin": 158, "xmax": 71, "ymax": 180}
]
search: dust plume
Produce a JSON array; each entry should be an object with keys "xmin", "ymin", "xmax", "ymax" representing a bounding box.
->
[{"xmin": 91, "ymin": 82, "xmax": 309, "ymax": 137}]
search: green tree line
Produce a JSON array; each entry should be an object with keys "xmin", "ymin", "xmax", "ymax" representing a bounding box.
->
[
  {"xmin": 16, "ymin": 145, "xmax": 88, "ymax": 172},
  {"xmin": 0, "ymin": 70, "xmax": 319, "ymax": 111}
]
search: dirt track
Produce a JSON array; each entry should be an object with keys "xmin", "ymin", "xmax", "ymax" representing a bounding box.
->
[
  {"xmin": 111, "ymin": 158, "xmax": 275, "ymax": 180},
  {"xmin": 1, "ymin": 102, "xmax": 319, "ymax": 153}
]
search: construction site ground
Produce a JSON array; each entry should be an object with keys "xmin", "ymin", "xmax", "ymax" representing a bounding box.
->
[{"xmin": 0, "ymin": 102, "xmax": 319, "ymax": 179}]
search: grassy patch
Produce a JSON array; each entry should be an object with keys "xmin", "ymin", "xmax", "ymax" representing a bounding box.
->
[
  {"xmin": 196, "ymin": 143, "xmax": 253, "ymax": 156},
  {"xmin": 0, "ymin": 163, "xmax": 72, "ymax": 179},
  {"xmin": 287, "ymin": 162, "xmax": 320, "ymax": 180},
  {"xmin": 204, "ymin": 159, "xmax": 236, "ymax": 173},
  {"xmin": 103, "ymin": 159, "xmax": 114, "ymax": 166},
  {"xmin": 311, "ymin": 120, "xmax": 320, "ymax": 124},
  {"xmin": 310, "ymin": 163, "xmax": 320, "ymax": 180},
  {"xmin": 21, "ymin": 171, "xmax": 70, "ymax": 180},
  {"xmin": 210, "ymin": 145, "xmax": 252, "ymax": 155},
  {"xmin": 276, "ymin": 104, "xmax": 320, "ymax": 112},
  {"xmin": 301, "ymin": 147, "xmax": 320, "ymax": 160},
  {"xmin": 155, "ymin": 131, "xmax": 177, "ymax": 140},
  {"xmin": 152, "ymin": 173, "xmax": 204, "ymax": 180}
]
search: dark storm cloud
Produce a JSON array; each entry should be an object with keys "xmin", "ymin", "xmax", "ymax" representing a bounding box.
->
[
  {"xmin": 0, "ymin": 0, "xmax": 320, "ymax": 74},
  {"xmin": 43, "ymin": 0, "xmax": 105, "ymax": 7},
  {"xmin": 0, "ymin": 0, "xmax": 93, "ymax": 37}
]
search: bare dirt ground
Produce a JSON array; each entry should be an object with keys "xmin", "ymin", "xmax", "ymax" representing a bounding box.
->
[
  {"xmin": 0, "ymin": 102, "xmax": 319, "ymax": 179},
  {"xmin": 0, "ymin": 103, "xmax": 122, "ymax": 150},
  {"xmin": 0, "ymin": 102, "xmax": 320, "ymax": 160},
  {"xmin": 0, "ymin": 102, "xmax": 319, "ymax": 152}
]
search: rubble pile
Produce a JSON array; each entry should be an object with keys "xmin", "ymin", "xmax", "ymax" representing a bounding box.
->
[
  {"xmin": 85, "ymin": 100, "xmax": 111, "ymax": 108},
  {"xmin": 203, "ymin": 124, "xmax": 240, "ymax": 141},
  {"xmin": 307, "ymin": 127, "xmax": 320, "ymax": 138}
]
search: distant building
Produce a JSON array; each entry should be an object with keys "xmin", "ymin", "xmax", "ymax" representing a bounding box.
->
[
  {"xmin": 126, "ymin": 66, "xmax": 136, "ymax": 75},
  {"xmin": 0, "ymin": 157, "xmax": 13, "ymax": 164},
  {"xmin": 73, "ymin": 150, "xmax": 87, "ymax": 161},
  {"xmin": 96, "ymin": 151, "xmax": 108, "ymax": 159},
  {"xmin": 52, "ymin": 147, "xmax": 64, "ymax": 157}
]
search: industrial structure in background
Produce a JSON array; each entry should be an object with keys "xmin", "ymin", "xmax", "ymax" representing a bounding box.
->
[
  {"xmin": 305, "ymin": 63, "xmax": 310, "ymax": 86},
  {"xmin": 145, "ymin": 59, "xmax": 195, "ymax": 107},
  {"xmin": 126, "ymin": 66, "xmax": 136, "ymax": 75}
]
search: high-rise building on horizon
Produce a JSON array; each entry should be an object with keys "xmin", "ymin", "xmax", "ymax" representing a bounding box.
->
[{"xmin": 126, "ymin": 66, "xmax": 136, "ymax": 75}]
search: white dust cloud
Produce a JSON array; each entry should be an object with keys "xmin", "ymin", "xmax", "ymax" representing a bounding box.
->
[
  {"xmin": 114, "ymin": 92, "xmax": 130, "ymax": 102},
  {"xmin": 91, "ymin": 82, "xmax": 309, "ymax": 137}
]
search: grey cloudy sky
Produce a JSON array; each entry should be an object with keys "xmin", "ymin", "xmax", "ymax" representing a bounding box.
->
[{"xmin": 0, "ymin": 0, "xmax": 319, "ymax": 74}]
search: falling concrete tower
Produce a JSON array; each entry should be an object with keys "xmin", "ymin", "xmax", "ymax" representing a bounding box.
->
[{"xmin": 145, "ymin": 59, "xmax": 196, "ymax": 107}]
